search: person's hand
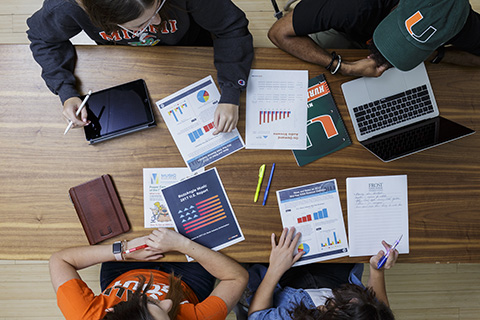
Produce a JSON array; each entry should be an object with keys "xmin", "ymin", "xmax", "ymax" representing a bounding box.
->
[
  {"xmin": 123, "ymin": 236, "xmax": 164, "ymax": 261},
  {"xmin": 369, "ymin": 240, "xmax": 399, "ymax": 270},
  {"xmin": 267, "ymin": 227, "xmax": 304, "ymax": 278},
  {"xmin": 341, "ymin": 58, "xmax": 389, "ymax": 78},
  {"xmin": 213, "ymin": 103, "xmax": 239, "ymax": 135},
  {"xmin": 145, "ymin": 228, "xmax": 190, "ymax": 255},
  {"xmin": 63, "ymin": 97, "xmax": 90, "ymax": 128}
]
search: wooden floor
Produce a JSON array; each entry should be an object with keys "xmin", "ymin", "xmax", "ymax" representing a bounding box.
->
[{"xmin": 1, "ymin": 0, "xmax": 480, "ymax": 319}]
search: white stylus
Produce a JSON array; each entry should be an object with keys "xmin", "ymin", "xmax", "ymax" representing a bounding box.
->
[{"xmin": 64, "ymin": 90, "xmax": 92, "ymax": 135}]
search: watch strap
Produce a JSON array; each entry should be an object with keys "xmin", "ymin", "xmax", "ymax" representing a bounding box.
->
[{"xmin": 113, "ymin": 241, "xmax": 123, "ymax": 261}]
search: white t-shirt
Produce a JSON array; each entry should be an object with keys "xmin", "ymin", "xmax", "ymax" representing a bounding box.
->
[{"xmin": 305, "ymin": 288, "xmax": 333, "ymax": 307}]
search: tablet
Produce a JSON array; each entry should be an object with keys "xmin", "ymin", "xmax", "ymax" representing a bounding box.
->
[{"xmin": 84, "ymin": 79, "xmax": 156, "ymax": 144}]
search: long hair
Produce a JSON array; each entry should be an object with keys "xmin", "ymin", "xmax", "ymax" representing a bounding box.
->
[
  {"xmin": 289, "ymin": 284, "xmax": 395, "ymax": 320},
  {"xmin": 79, "ymin": 0, "xmax": 171, "ymax": 33},
  {"xmin": 102, "ymin": 272, "xmax": 185, "ymax": 320}
]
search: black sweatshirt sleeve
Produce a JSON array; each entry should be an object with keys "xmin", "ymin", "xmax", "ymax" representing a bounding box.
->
[
  {"xmin": 26, "ymin": 0, "xmax": 85, "ymax": 104},
  {"xmin": 188, "ymin": 0, "xmax": 254, "ymax": 105}
]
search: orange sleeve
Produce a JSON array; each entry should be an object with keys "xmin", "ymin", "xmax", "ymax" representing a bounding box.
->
[
  {"xmin": 57, "ymin": 279, "xmax": 106, "ymax": 320},
  {"xmin": 178, "ymin": 296, "xmax": 228, "ymax": 320}
]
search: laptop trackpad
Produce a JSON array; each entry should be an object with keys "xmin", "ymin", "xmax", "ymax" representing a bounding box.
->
[{"xmin": 364, "ymin": 68, "xmax": 408, "ymax": 101}]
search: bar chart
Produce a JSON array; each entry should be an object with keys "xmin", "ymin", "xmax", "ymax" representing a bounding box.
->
[
  {"xmin": 259, "ymin": 110, "xmax": 291, "ymax": 125},
  {"xmin": 187, "ymin": 121, "xmax": 215, "ymax": 143},
  {"xmin": 320, "ymin": 231, "xmax": 342, "ymax": 247},
  {"xmin": 297, "ymin": 208, "xmax": 329, "ymax": 224},
  {"xmin": 168, "ymin": 103, "xmax": 189, "ymax": 122}
]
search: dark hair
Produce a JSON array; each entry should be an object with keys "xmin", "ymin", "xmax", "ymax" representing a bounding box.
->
[
  {"xmin": 289, "ymin": 284, "xmax": 395, "ymax": 320},
  {"xmin": 80, "ymin": 0, "xmax": 171, "ymax": 33},
  {"xmin": 367, "ymin": 40, "xmax": 393, "ymax": 70},
  {"xmin": 102, "ymin": 272, "xmax": 184, "ymax": 320}
]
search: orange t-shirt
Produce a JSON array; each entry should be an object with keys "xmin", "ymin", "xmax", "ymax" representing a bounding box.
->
[{"xmin": 56, "ymin": 269, "xmax": 228, "ymax": 320}]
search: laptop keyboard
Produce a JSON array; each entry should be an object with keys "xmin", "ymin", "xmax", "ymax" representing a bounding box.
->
[
  {"xmin": 353, "ymin": 85, "xmax": 435, "ymax": 135},
  {"xmin": 364, "ymin": 121, "xmax": 436, "ymax": 160}
]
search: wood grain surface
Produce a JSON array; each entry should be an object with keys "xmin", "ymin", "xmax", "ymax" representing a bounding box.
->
[{"xmin": 1, "ymin": 45, "xmax": 479, "ymax": 263}]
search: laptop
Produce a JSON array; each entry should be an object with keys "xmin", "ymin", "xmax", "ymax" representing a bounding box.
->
[
  {"xmin": 84, "ymin": 79, "xmax": 156, "ymax": 144},
  {"xmin": 341, "ymin": 63, "xmax": 475, "ymax": 162}
]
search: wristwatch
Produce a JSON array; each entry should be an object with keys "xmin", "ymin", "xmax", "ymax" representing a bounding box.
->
[{"xmin": 113, "ymin": 241, "xmax": 123, "ymax": 261}]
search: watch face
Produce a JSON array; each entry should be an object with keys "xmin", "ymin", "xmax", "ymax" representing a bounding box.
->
[{"xmin": 113, "ymin": 242, "xmax": 122, "ymax": 253}]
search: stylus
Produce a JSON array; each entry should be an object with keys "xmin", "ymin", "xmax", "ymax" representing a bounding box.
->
[{"xmin": 64, "ymin": 90, "xmax": 92, "ymax": 135}]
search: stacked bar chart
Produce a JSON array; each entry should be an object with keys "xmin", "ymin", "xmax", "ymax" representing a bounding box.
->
[
  {"xmin": 188, "ymin": 121, "xmax": 215, "ymax": 143},
  {"xmin": 297, "ymin": 209, "xmax": 328, "ymax": 224},
  {"xmin": 168, "ymin": 103, "xmax": 188, "ymax": 122},
  {"xmin": 313, "ymin": 208, "xmax": 329, "ymax": 220},
  {"xmin": 259, "ymin": 110, "xmax": 291, "ymax": 125}
]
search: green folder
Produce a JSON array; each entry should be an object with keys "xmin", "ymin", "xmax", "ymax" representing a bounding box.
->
[{"xmin": 293, "ymin": 74, "xmax": 351, "ymax": 166}]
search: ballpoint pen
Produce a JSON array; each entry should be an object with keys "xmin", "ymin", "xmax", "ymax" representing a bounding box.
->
[
  {"xmin": 262, "ymin": 163, "xmax": 276, "ymax": 206},
  {"xmin": 124, "ymin": 244, "xmax": 149, "ymax": 255},
  {"xmin": 377, "ymin": 234, "xmax": 403, "ymax": 269},
  {"xmin": 64, "ymin": 90, "xmax": 92, "ymax": 135},
  {"xmin": 254, "ymin": 164, "xmax": 266, "ymax": 202}
]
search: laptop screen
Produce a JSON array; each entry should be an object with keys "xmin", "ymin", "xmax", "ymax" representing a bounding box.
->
[{"xmin": 362, "ymin": 117, "xmax": 475, "ymax": 162}]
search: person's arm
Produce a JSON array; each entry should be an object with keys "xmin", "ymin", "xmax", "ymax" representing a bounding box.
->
[
  {"xmin": 49, "ymin": 236, "xmax": 161, "ymax": 293},
  {"xmin": 145, "ymin": 228, "xmax": 248, "ymax": 312},
  {"xmin": 429, "ymin": 47, "xmax": 480, "ymax": 67},
  {"xmin": 26, "ymin": 1, "xmax": 91, "ymax": 127},
  {"xmin": 248, "ymin": 227, "xmax": 304, "ymax": 316},
  {"xmin": 268, "ymin": 12, "xmax": 387, "ymax": 77},
  {"xmin": 188, "ymin": 0, "xmax": 254, "ymax": 134},
  {"xmin": 367, "ymin": 240, "xmax": 399, "ymax": 307}
]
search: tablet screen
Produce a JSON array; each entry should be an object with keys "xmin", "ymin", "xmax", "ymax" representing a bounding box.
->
[{"xmin": 84, "ymin": 79, "xmax": 155, "ymax": 142}]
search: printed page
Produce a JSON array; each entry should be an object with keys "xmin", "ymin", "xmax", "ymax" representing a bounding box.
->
[
  {"xmin": 347, "ymin": 175, "xmax": 409, "ymax": 257},
  {"xmin": 156, "ymin": 76, "xmax": 244, "ymax": 172},
  {"xmin": 276, "ymin": 179, "xmax": 349, "ymax": 266},
  {"xmin": 143, "ymin": 167, "xmax": 203, "ymax": 228},
  {"xmin": 161, "ymin": 168, "xmax": 244, "ymax": 260},
  {"xmin": 246, "ymin": 69, "xmax": 308, "ymax": 150}
]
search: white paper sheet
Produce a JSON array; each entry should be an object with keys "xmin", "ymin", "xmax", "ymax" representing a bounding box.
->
[
  {"xmin": 277, "ymin": 179, "xmax": 349, "ymax": 265},
  {"xmin": 347, "ymin": 175, "xmax": 409, "ymax": 257},
  {"xmin": 245, "ymin": 69, "xmax": 308, "ymax": 150},
  {"xmin": 143, "ymin": 167, "xmax": 204, "ymax": 228},
  {"xmin": 156, "ymin": 76, "xmax": 244, "ymax": 172}
]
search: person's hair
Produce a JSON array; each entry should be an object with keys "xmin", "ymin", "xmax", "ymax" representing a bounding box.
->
[
  {"xmin": 288, "ymin": 284, "xmax": 395, "ymax": 320},
  {"xmin": 367, "ymin": 40, "xmax": 394, "ymax": 70},
  {"xmin": 79, "ymin": 0, "xmax": 171, "ymax": 33},
  {"xmin": 102, "ymin": 272, "xmax": 185, "ymax": 320}
]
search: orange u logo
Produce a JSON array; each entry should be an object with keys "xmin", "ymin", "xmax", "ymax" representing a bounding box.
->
[{"xmin": 405, "ymin": 11, "xmax": 437, "ymax": 43}]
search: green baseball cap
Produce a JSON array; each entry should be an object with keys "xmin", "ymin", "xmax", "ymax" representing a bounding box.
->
[{"xmin": 373, "ymin": 0, "xmax": 470, "ymax": 71}]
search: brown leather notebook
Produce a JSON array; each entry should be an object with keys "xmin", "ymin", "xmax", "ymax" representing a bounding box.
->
[{"xmin": 69, "ymin": 175, "xmax": 130, "ymax": 245}]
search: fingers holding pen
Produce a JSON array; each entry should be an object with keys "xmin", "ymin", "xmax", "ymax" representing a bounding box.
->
[{"xmin": 382, "ymin": 240, "xmax": 399, "ymax": 269}]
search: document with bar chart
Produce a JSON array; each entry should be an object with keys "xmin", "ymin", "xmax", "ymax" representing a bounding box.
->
[
  {"xmin": 245, "ymin": 69, "xmax": 308, "ymax": 149},
  {"xmin": 156, "ymin": 76, "xmax": 244, "ymax": 172},
  {"xmin": 161, "ymin": 168, "xmax": 244, "ymax": 259},
  {"xmin": 276, "ymin": 179, "xmax": 349, "ymax": 266}
]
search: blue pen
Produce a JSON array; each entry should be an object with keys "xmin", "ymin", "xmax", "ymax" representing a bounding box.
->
[
  {"xmin": 377, "ymin": 234, "xmax": 402, "ymax": 269},
  {"xmin": 262, "ymin": 163, "xmax": 276, "ymax": 206}
]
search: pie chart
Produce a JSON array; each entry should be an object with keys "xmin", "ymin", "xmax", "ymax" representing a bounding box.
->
[
  {"xmin": 197, "ymin": 90, "xmax": 210, "ymax": 103},
  {"xmin": 298, "ymin": 243, "xmax": 310, "ymax": 255}
]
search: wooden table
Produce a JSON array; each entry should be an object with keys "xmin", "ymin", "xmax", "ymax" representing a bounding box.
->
[{"xmin": 1, "ymin": 45, "xmax": 479, "ymax": 263}]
